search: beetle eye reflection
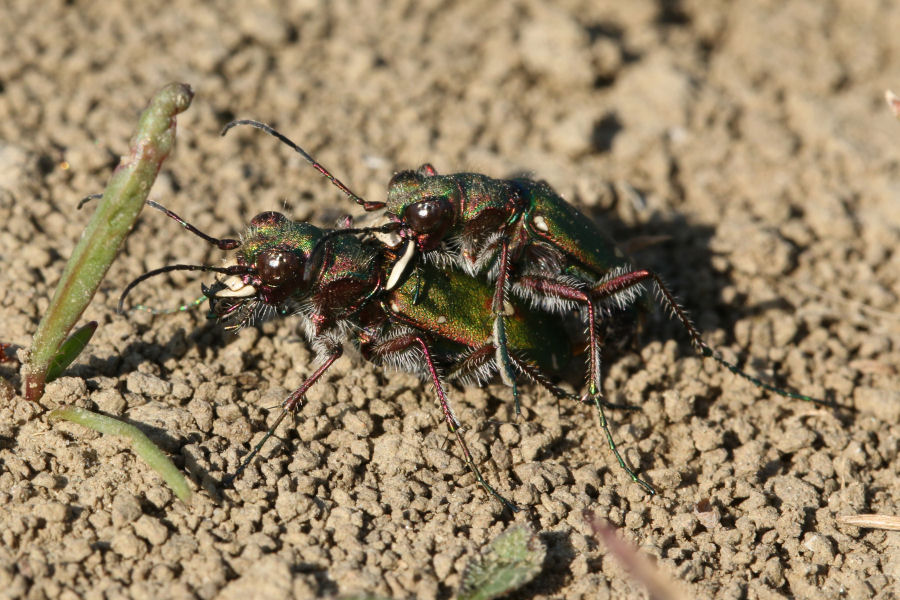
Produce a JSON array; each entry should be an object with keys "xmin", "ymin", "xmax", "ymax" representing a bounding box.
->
[{"xmin": 256, "ymin": 250, "xmax": 303, "ymax": 288}]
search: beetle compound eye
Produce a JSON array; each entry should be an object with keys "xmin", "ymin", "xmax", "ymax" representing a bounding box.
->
[
  {"xmin": 404, "ymin": 198, "xmax": 451, "ymax": 234},
  {"xmin": 251, "ymin": 211, "xmax": 289, "ymax": 228},
  {"xmin": 256, "ymin": 250, "xmax": 303, "ymax": 288}
]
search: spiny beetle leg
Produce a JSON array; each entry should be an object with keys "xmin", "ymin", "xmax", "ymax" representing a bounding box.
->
[
  {"xmin": 507, "ymin": 354, "xmax": 577, "ymax": 403},
  {"xmin": 507, "ymin": 353, "xmax": 641, "ymax": 411},
  {"xmin": 513, "ymin": 275, "xmax": 602, "ymax": 397},
  {"xmin": 448, "ymin": 345, "xmax": 634, "ymax": 414},
  {"xmin": 589, "ymin": 269, "xmax": 837, "ymax": 408},
  {"xmin": 224, "ymin": 344, "xmax": 343, "ymax": 486},
  {"xmin": 409, "ymin": 335, "xmax": 519, "ymax": 513},
  {"xmin": 449, "ymin": 423, "xmax": 519, "ymax": 513},
  {"xmin": 589, "ymin": 393, "xmax": 656, "ymax": 495},
  {"xmin": 370, "ymin": 333, "xmax": 518, "ymax": 512},
  {"xmin": 489, "ymin": 236, "xmax": 520, "ymax": 416},
  {"xmin": 446, "ymin": 344, "xmax": 499, "ymax": 390},
  {"xmin": 499, "ymin": 274, "xmax": 652, "ymax": 494},
  {"xmin": 448, "ymin": 340, "xmax": 576, "ymax": 404}
]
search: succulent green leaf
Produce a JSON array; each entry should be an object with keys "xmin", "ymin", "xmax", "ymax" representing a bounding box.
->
[{"xmin": 24, "ymin": 83, "xmax": 194, "ymax": 402}]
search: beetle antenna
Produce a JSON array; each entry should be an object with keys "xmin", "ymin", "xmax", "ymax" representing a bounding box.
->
[
  {"xmin": 77, "ymin": 196, "xmax": 241, "ymax": 251},
  {"xmin": 319, "ymin": 221, "xmax": 401, "ymax": 242},
  {"xmin": 119, "ymin": 264, "xmax": 251, "ymax": 314},
  {"xmin": 145, "ymin": 201, "xmax": 241, "ymax": 250},
  {"xmin": 129, "ymin": 294, "xmax": 209, "ymax": 316},
  {"xmin": 221, "ymin": 119, "xmax": 387, "ymax": 211}
]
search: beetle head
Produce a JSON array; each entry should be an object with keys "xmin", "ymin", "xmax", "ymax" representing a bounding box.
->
[
  {"xmin": 206, "ymin": 212, "xmax": 326, "ymax": 327},
  {"xmin": 386, "ymin": 166, "xmax": 459, "ymax": 252}
]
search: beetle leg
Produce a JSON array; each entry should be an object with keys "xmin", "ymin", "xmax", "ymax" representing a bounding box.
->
[
  {"xmin": 504, "ymin": 274, "xmax": 655, "ymax": 494},
  {"xmin": 588, "ymin": 393, "xmax": 655, "ymax": 495},
  {"xmin": 510, "ymin": 357, "xmax": 640, "ymax": 411},
  {"xmin": 506, "ymin": 353, "xmax": 577, "ymax": 402},
  {"xmin": 368, "ymin": 333, "xmax": 519, "ymax": 512},
  {"xmin": 513, "ymin": 276, "xmax": 602, "ymax": 397},
  {"xmin": 446, "ymin": 341, "xmax": 575, "ymax": 402},
  {"xmin": 590, "ymin": 269, "xmax": 832, "ymax": 407},
  {"xmin": 445, "ymin": 343, "xmax": 497, "ymax": 384},
  {"xmin": 225, "ymin": 340, "xmax": 344, "ymax": 485},
  {"xmin": 447, "ymin": 342, "xmax": 636, "ymax": 413},
  {"xmin": 490, "ymin": 236, "xmax": 521, "ymax": 416}
]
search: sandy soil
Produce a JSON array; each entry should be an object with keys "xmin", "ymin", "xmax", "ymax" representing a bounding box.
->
[{"xmin": 1, "ymin": 1, "xmax": 899, "ymax": 598}]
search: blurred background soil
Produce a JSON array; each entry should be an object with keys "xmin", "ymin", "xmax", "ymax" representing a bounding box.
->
[{"xmin": 1, "ymin": 1, "xmax": 899, "ymax": 598}]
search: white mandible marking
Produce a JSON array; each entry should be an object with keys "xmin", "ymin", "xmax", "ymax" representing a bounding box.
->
[{"xmin": 385, "ymin": 240, "xmax": 416, "ymax": 291}]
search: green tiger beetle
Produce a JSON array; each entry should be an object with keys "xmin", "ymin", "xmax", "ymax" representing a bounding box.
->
[
  {"xmin": 120, "ymin": 203, "xmax": 595, "ymax": 511},
  {"xmin": 219, "ymin": 119, "xmax": 830, "ymax": 494}
]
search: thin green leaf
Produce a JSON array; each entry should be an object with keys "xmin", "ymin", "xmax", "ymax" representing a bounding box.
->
[
  {"xmin": 49, "ymin": 406, "xmax": 192, "ymax": 503},
  {"xmin": 45, "ymin": 321, "xmax": 97, "ymax": 382}
]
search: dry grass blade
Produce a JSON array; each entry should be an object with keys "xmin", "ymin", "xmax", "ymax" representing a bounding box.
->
[
  {"xmin": 584, "ymin": 510, "xmax": 689, "ymax": 600},
  {"xmin": 837, "ymin": 514, "xmax": 900, "ymax": 531}
]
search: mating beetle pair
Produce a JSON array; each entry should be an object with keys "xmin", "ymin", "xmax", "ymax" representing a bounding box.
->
[
  {"xmin": 125, "ymin": 203, "xmax": 577, "ymax": 511},
  {"xmin": 122, "ymin": 119, "xmax": 823, "ymax": 510}
]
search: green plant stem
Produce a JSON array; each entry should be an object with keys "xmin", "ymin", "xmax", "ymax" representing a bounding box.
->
[
  {"xmin": 24, "ymin": 83, "xmax": 193, "ymax": 401},
  {"xmin": 49, "ymin": 406, "xmax": 192, "ymax": 503}
]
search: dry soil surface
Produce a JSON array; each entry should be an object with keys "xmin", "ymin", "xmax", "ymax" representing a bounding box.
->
[{"xmin": 1, "ymin": 1, "xmax": 899, "ymax": 599}]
